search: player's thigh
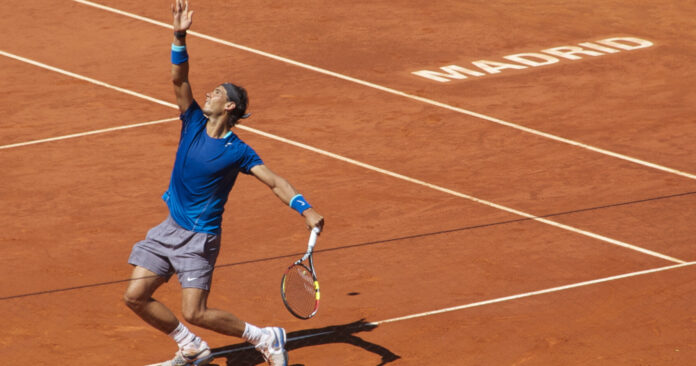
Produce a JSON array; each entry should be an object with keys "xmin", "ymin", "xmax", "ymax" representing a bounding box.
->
[{"xmin": 180, "ymin": 287, "xmax": 209, "ymax": 321}]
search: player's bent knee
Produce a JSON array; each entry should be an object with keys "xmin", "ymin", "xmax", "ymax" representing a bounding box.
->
[
  {"xmin": 181, "ymin": 307, "xmax": 206, "ymax": 326},
  {"xmin": 123, "ymin": 290, "xmax": 148, "ymax": 312},
  {"xmin": 123, "ymin": 292, "xmax": 140, "ymax": 310},
  {"xmin": 181, "ymin": 287, "xmax": 209, "ymax": 326}
]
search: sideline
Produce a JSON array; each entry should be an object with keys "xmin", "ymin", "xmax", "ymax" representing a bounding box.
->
[{"xmin": 0, "ymin": 117, "xmax": 179, "ymax": 150}]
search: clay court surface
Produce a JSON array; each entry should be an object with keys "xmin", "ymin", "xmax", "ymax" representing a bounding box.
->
[{"xmin": 1, "ymin": 0, "xmax": 695, "ymax": 365}]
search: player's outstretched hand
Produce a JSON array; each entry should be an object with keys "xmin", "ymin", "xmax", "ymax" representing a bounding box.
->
[
  {"xmin": 171, "ymin": 0, "xmax": 193, "ymax": 32},
  {"xmin": 302, "ymin": 208, "xmax": 324, "ymax": 233}
]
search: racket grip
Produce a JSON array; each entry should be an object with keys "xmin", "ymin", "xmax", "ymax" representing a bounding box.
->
[
  {"xmin": 300, "ymin": 227, "xmax": 321, "ymax": 262},
  {"xmin": 309, "ymin": 226, "xmax": 320, "ymax": 248}
]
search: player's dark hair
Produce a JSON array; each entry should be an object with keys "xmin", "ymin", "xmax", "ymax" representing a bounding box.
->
[{"xmin": 221, "ymin": 83, "xmax": 250, "ymax": 127}]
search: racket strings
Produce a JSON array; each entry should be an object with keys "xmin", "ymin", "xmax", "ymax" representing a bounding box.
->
[{"xmin": 282, "ymin": 265, "xmax": 317, "ymax": 318}]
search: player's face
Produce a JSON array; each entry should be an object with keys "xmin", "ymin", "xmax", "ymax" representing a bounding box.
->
[{"xmin": 203, "ymin": 86, "xmax": 233, "ymax": 116}]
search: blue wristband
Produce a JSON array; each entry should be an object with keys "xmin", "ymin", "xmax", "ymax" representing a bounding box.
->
[
  {"xmin": 171, "ymin": 44, "xmax": 188, "ymax": 64},
  {"xmin": 289, "ymin": 194, "xmax": 312, "ymax": 215}
]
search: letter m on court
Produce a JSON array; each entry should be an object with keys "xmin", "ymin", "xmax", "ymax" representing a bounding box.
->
[{"xmin": 412, "ymin": 65, "xmax": 485, "ymax": 82}]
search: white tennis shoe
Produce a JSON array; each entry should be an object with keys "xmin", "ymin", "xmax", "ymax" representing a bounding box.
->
[
  {"xmin": 255, "ymin": 327, "xmax": 288, "ymax": 366},
  {"xmin": 165, "ymin": 339, "xmax": 212, "ymax": 366}
]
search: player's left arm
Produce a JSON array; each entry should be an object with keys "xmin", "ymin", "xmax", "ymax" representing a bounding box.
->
[
  {"xmin": 171, "ymin": 0, "xmax": 194, "ymax": 113},
  {"xmin": 250, "ymin": 164, "xmax": 324, "ymax": 230}
]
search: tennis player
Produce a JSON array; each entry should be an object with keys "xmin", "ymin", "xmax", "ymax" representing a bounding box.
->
[{"xmin": 122, "ymin": 1, "xmax": 324, "ymax": 365}]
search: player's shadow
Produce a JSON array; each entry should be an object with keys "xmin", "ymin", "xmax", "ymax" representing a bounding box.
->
[{"xmin": 208, "ymin": 319, "xmax": 400, "ymax": 366}]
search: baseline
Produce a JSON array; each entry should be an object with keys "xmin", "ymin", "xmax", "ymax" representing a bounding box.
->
[
  {"xmin": 72, "ymin": 0, "xmax": 696, "ymax": 181},
  {"xmin": 195, "ymin": 261, "xmax": 696, "ymax": 358},
  {"xmin": 372, "ymin": 261, "xmax": 695, "ymax": 325},
  {"xmin": 0, "ymin": 50, "xmax": 685, "ymax": 265}
]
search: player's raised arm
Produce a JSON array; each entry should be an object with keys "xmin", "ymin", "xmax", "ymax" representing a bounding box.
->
[{"xmin": 171, "ymin": 0, "xmax": 194, "ymax": 113}]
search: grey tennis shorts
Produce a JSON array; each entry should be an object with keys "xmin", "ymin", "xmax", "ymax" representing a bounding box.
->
[{"xmin": 128, "ymin": 216, "xmax": 220, "ymax": 290}]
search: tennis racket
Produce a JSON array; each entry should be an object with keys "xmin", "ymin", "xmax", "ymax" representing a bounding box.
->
[{"xmin": 281, "ymin": 226, "xmax": 321, "ymax": 319}]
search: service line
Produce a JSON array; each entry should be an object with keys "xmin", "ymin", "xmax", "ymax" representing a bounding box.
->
[
  {"xmin": 72, "ymin": 0, "xmax": 696, "ymax": 181},
  {"xmin": 0, "ymin": 49, "xmax": 686, "ymax": 265}
]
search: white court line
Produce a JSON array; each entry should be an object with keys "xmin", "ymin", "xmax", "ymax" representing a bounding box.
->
[
  {"xmin": 241, "ymin": 126, "xmax": 687, "ymax": 265},
  {"xmin": 373, "ymin": 261, "xmax": 695, "ymax": 325},
  {"xmin": 0, "ymin": 49, "xmax": 686, "ymax": 265},
  {"xmin": 0, "ymin": 117, "xmax": 179, "ymax": 150},
  {"xmin": 186, "ymin": 261, "xmax": 696, "ymax": 359},
  {"xmin": 0, "ymin": 50, "xmax": 174, "ymax": 110},
  {"xmin": 73, "ymin": 0, "xmax": 696, "ymax": 181}
]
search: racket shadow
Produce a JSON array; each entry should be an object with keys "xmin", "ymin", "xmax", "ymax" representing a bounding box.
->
[{"xmin": 209, "ymin": 319, "xmax": 400, "ymax": 366}]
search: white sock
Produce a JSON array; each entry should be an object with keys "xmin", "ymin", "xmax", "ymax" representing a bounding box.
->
[
  {"xmin": 242, "ymin": 323, "xmax": 267, "ymax": 346},
  {"xmin": 169, "ymin": 322, "xmax": 198, "ymax": 349}
]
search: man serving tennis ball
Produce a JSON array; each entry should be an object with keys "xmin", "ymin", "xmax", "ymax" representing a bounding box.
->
[{"xmin": 123, "ymin": 1, "xmax": 324, "ymax": 365}]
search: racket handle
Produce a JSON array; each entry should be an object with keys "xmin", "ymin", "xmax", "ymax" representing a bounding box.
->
[{"xmin": 300, "ymin": 227, "xmax": 321, "ymax": 262}]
